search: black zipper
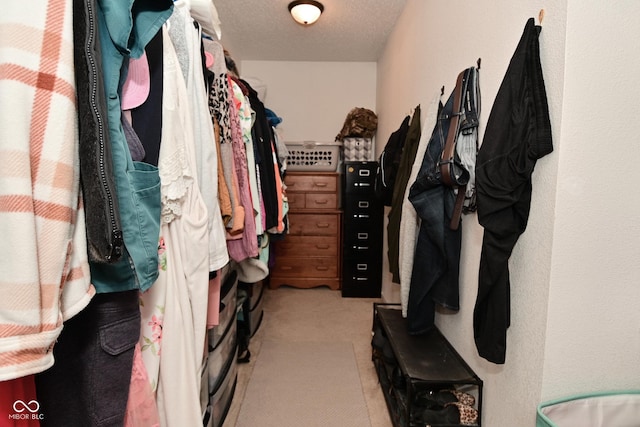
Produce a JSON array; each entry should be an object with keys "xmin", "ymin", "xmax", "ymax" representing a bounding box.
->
[{"xmin": 86, "ymin": 0, "xmax": 123, "ymax": 263}]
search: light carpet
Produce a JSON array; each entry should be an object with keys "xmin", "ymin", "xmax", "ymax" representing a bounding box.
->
[{"xmin": 235, "ymin": 340, "xmax": 372, "ymax": 427}]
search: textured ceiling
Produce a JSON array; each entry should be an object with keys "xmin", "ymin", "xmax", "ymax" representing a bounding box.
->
[{"xmin": 215, "ymin": 0, "xmax": 408, "ymax": 63}]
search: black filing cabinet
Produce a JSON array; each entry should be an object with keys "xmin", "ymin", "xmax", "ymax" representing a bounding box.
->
[{"xmin": 341, "ymin": 161, "xmax": 383, "ymax": 297}]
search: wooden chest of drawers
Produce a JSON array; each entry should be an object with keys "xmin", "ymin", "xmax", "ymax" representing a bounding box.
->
[{"xmin": 270, "ymin": 171, "xmax": 342, "ymax": 290}]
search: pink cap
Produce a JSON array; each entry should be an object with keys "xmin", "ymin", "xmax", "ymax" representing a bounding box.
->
[
  {"xmin": 121, "ymin": 51, "xmax": 150, "ymax": 110},
  {"xmin": 205, "ymin": 51, "xmax": 214, "ymax": 69}
]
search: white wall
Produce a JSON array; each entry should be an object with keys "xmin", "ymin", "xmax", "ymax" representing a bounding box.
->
[
  {"xmin": 541, "ymin": 0, "xmax": 640, "ymax": 398},
  {"xmin": 238, "ymin": 2, "xmax": 640, "ymax": 423},
  {"xmin": 240, "ymin": 61, "xmax": 376, "ymax": 143},
  {"xmin": 377, "ymin": 0, "xmax": 640, "ymax": 425}
]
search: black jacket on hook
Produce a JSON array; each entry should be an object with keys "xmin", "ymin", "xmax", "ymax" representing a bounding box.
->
[{"xmin": 474, "ymin": 17, "xmax": 553, "ymax": 364}]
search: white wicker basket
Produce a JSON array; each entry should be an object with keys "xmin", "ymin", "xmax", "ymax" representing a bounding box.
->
[{"xmin": 285, "ymin": 141, "xmax": 342, "ymax": 172}]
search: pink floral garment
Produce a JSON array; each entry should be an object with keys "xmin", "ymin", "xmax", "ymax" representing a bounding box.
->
[
  {"xmin": 124, "ymin": 343, "xmax": 160, "ymax": 427},
  {"xmin": 138, "ymin": 237, "xmax": 168, "ymax": 391}
]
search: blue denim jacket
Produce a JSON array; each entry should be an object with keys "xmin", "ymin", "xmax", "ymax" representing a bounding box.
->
[{"xmin": 90, "ymin": 0, "xmax": 173, "ymax": 293}]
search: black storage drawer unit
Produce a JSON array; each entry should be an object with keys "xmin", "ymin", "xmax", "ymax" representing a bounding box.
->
[
  {"xmin": 238, "ymin": 280, "xmax": 265, "ymax": 338},
  {"xmin": 342, "ymin": 161, "xmax": 383, "ymax": 297},
  {"xmin": 209, "ymin": 268, "xmax": 238, "ymax": 349},
  {"xmin": 372, "ymin": 304, "xmax": 483, "ymax": 427},
  {"xmin": 203, "ymin": 264, "xmax": 239, "ymax": 427}
]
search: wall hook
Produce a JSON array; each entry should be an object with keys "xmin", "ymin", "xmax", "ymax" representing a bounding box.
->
[
  {"xmin": 441, "ymin": 85, "xmax": 445, "ymax": 96},
  {"xmin": 477, "ymin": 58, "xmax": 481, "ymax": 70},
  {"xmin": 538, "ymin": 9, "xmax": 545, "ymax": 25}
]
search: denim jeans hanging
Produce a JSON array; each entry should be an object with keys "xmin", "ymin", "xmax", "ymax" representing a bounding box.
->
[{"xmin": 406, "ymin": 65, "xmax": 480, "ymax": 335}]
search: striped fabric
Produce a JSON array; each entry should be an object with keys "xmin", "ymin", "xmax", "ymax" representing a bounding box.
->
[{"xmin": 0, "ymin": 0, "xmax": 93, "ymax": 381}]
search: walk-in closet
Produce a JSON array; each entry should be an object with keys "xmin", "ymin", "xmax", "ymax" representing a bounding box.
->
[{"xmin": 2, "ymin": 1, "xmax": 640, "ymax": 427}]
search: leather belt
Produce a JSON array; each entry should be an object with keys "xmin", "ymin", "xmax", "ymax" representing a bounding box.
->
[{"xmin": 439, "ymin": 68, "xmax": 473, "ymax": 230}]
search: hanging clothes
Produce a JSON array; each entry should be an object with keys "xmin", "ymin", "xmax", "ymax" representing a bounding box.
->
[
  {"xmin": 130, "ymin": 30, "xmax": 163, "ymax": 167},
  {"xmin": 474, "ymin": 18, "xmax": 553, "ymax": 364},
  {"xmin": 89, "ymin": 0, "xmax": 173, "ymax": 293},
  {"xmin": 124, "ymin": 343, "xmax": 160, "ymax": 427},
  {"xmin": 406, "ymin": 94, "xmax": 460, "ymax": 335},
  {"xmin": 140, "ymin": 24, "xmax": 210, "ymax": 427},
  {"xmin": 232, "ymin": 76, "xmax": 264, "ymax": 237},
  {"xmin": 74, "ymin": 0, "xmax": 125, "ymax": 265},
  {"xmin": 405, "ymin": 66, "xmax": 480, "ymax": 334},
  {"xmin": 226, "ymin": 76, "xmax": 259, "ymax": 262},
  {"xmin": 205, "ymin": 39, "xmax": 243, "ymax": 235},
  {"xmin": 397, "ymin": 95, "xmax": 441, "ymax": 317},
  {"xmin": 214, "ymin": 117, "xmax": 233, "ymax": 226},
  {"xmin": 167, "ymin": 1, "xmax": 229, "ymax": 272},
  {"xmin": 387, "ymin": 106, "xmax": 422, "ymax": 284},
  {"xmin": 0, "ymin": 0, "xmax": 93, "ymax": 382},
  {"xmin": 36, "ymin": 290, "xmax": 141, "ymax": 425},
  {"xmin": 375, "ymin": 115, "xmax": 411, "ymax": 207},
  {"xmin": 242, "ymin": 78, "xmax": 282, "ymax": 232}
]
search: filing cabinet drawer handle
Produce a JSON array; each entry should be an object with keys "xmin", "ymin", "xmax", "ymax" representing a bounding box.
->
[
  {"xmin": 355, "ymin": 277, "xmax": 369, "ymax": 281},
  {"xmin": 314, "ymin": 182, "xmax": 328, "ymax": 188},
  {"xmin": 357, "ymin": 264, "xmax": 368, "ymax": 271},
  {"xmin": 316, "ymin": 244, "xmax": 330, "ymax": 250},
  {"xmin": 358, "ymin": 201, "xmax": 369, "ymax": 208},
  {"xmin": 353, "ymin": 214, "xmax": 369, "ymax": 219},
  {"xmin": 314, "ymin": 199, "xmax": 329, "ymax": 205},
  {"xmin": 316, "ymin": 223, "xmax": 330, "ymax": 228},
  {"xmin": 352, "ymin": 245, "xmax": 369, "ymax": 250},
  {"xmin": 357, "ymin": 232, "xmax": 369, "ymax": 239},
  {"xmin": 359, "ymin": 169, "xmax": 370, "ymax": 176},
  {"xmin": 354, "ymin": 182, "xmax": 371, "ymax": 187},
  {"xmin": 316, "ymin": 266, "xmax": 329, "ymax": 271}
]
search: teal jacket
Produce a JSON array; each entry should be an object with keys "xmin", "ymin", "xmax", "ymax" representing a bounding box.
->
[{"xmin": 90, "ymin": 0, "xmax": 173, "ymax": 293}]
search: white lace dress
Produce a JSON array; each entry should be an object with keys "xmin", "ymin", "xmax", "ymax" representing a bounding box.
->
[{"xmin": 139, "ymin": 24, "xmax": 210, "ymax": 427}]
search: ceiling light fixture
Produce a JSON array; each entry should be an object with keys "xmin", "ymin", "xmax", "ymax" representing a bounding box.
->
[{"xmin": 288, "ymin": 0, "xmax": 324, "ymax": 26}]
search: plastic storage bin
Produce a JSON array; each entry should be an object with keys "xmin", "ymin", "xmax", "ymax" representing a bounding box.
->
[
  {"xmin": 343, "ymin": 137, "xmax": 374, "ymax": 161},
  {"xmin": 285, "ymin": 141, "xmax": 342, "ymax": 171},
  {"xmin": 536, "ymin": 390, "xmax": 640, "ymax": 427}
]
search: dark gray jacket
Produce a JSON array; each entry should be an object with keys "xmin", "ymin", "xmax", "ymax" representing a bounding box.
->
[{"xmin": 73, "ymin": 0, "xmax": 123, "ymax": 264}]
